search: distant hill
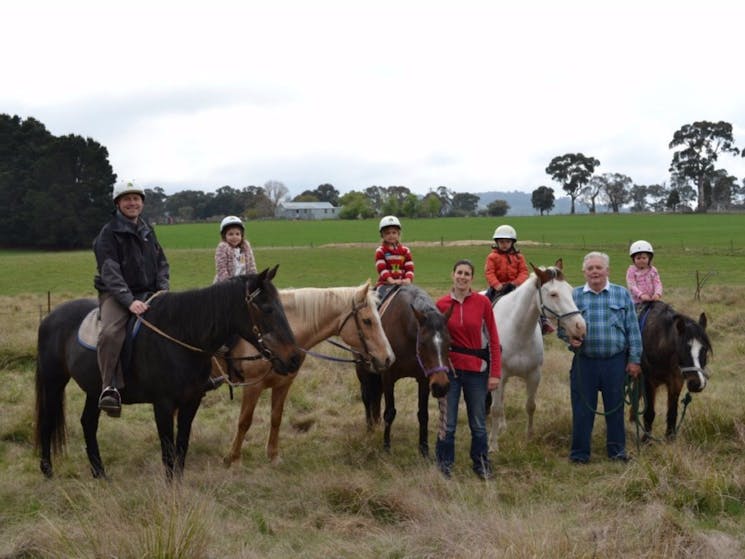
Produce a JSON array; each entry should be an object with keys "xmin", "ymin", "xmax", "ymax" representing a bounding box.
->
[{"xmin": 476, "ymin": 190, "xmax": 577, "ymax": 216}]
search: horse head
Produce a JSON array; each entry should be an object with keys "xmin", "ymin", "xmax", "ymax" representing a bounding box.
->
[
  {"xmin": 243, "ymin": 266, "xmax": 302, "ymax": 374},
  {"xmin": 411, "ymin": 304, "xmax": 451, "ymax": 399},
  {"xmin": 338, "ymin": 281, "xmax": 395, "ymax": 371},
  {"xmin": 675, "ymin": 311, "xmax": 711, "ymax": 393},
  {"xmin": 531, "ymin": 259, "xmax": 586, "ymax": 343}
]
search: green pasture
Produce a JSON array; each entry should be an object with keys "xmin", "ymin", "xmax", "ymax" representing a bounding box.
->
[
  {"xmin": 1, "ymin": 213, "xmax": 744, "ymax": 298},
  {"xmin": 152, "ymin": 213, "xmax": 745, "ymax": 252}
]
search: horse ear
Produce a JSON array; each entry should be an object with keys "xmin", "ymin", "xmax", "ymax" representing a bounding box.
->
[
  {"xmin": 411, "ymin": 304, "xmax": 426, "ymax": 325},
  {"xmin": 699, "ymin": 313, "xmax": 707, "ymax": 330},
  {"xmin": 266, "ymin": 265, "xmax": 279, "ymax": 281},
  {"xmin": 357, "ymin": 282, "xmax": 369, "ymax": 302},
  {"xmin": 443, "ymin": 301, "xmax": 455, "ymax": 320},
  {"xmin": 532, "ymin": 263, "xmax": 551, "ymax": 284},
  {"xmin": 674, "ymin": 315, "xmax": 686, "ymax": 336}
]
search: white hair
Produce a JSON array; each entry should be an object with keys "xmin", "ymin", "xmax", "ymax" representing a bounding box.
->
[{"xmin": 582, "ymin": 251, "xmax": 610, "ymax": 269}]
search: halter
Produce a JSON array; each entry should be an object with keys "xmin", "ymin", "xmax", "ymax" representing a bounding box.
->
[
  {"xmin": 415, "ymin": 327, "xmax": 450, "ymax": 378},
  {"xmin": 536, "ymin": 272, "xmax": 582, "ymax": 328},
  {"xmin": 680, "ymin": 365, "xmax": 710, "ymax": 380}
]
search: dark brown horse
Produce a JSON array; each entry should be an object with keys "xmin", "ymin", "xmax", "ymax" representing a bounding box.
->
[
  {"xmin": 633, "ymin": 301, "xmax": 712, "ymax": 441},
  {"xmin": 35, "ymin": 268, "xmax": 301, "ymax": 480},
  {"xmin": 356, "ymin": 285, "xmax": 452, "ymax": 456}
]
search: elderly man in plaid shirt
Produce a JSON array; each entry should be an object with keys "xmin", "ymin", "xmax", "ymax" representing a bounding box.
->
[{"xmin": 560, "ymin": 251, "xmax": 642, "ymax": 464}]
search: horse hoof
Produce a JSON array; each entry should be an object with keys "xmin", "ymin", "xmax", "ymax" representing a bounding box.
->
[
  {"xmin": 40, "ymin": 461, "xmax": 53, "ymax": 479},
  {"xmin": 222, "ymin": 456, "xmax": 234, "ymax": 468}
]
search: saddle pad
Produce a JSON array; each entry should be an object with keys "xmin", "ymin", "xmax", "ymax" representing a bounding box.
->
[
  {"xmin": 77, "ymin": 308, "xmax": 101, "ymax": 349},
  {"xmin": 377, "ymin": 286, "xmax": 402, "ymax": 318},
  {"xmin": 77, "ymin": 308, "xmax": 143, "ymax": 350}
]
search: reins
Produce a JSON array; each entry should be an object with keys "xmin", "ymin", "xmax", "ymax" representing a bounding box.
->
[
  {"xmin": 212, "ymin": 293, "xmax": 381, "ymax": 395},
  {"xmin": 136, "ymin": 286, "xmax": 275, "ymax": 396}
]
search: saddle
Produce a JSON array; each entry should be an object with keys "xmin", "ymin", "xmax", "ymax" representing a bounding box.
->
[
  {"xmin": 375, "ymin": 285, "xmax": 402, "ymax": 318},
  {"xmin": 77, "ymin": 308, "xmax": 142, "ymax": 350}
]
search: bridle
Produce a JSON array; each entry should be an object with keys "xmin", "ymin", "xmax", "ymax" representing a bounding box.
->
[
  {"xmin": 415, "ymin": 325, "xmax": 450, "ymax": 378},
  {"xmin": 299, "ymin": 296, "xmax": 378, "ymax": 368},
  {"xmin": 536, "ymin": 270, "xmax": 582, "ymax": 329}
]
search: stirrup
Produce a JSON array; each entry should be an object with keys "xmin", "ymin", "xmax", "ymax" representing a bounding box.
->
[{"xmin": 98, "ymin": 387, "xmax": 122, "ymax": 417}]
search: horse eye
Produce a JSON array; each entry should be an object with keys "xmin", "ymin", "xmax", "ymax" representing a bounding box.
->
[
  {"xmin": 362, "ymin": 318, "xmax": 372, "ymax": 326},
  {"xmin": 261, "ymin": 305, "xmax": 274, "ymax": 314}
]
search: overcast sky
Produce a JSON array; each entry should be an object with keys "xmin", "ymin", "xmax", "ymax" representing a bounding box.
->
[{"xmin": 4, "ymin": 0, "xmax": 745, "ymax": 197}]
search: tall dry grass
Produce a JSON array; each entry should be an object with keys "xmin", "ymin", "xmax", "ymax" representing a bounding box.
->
[{"xmin": 1, "ymin": 287, "xmax": 744, "ymax": 558}]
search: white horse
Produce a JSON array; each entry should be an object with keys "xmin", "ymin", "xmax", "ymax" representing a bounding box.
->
[{"xmin": 488, "ymin": 259, "xmax": 586, "ymax": 451}]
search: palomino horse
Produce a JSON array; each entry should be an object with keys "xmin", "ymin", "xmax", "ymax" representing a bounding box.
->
[
  {"xmin": 632, "ymin": 301, "xmax": 712, "ymax": 441},
  {"xmin": 356, "ymin": 285, "xmax": 452, "ymax": 456},
  {"xmin": 489, "ymin": 260, "xmax": 586, "ymax": 451},
  {"xmin": 221, "ymin": 283, "xmax": 394, "ymax": 466},
  {"xmin": 35, "ymin": 268, "xmax": 301, "ymax": 479}
]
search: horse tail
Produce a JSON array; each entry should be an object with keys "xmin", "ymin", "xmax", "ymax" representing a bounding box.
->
[{"xmin": 34, "ymin": 348, "xmax": 67, "ymax": 459}]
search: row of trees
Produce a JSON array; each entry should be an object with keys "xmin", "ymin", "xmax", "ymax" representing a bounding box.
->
[
  {"xmin": 2, "ymin": 113, "xmax": 744, "ymax": 249},
  {"xmin": 542, "ymin": 121, "xmax": 745, "ymax": 214}
]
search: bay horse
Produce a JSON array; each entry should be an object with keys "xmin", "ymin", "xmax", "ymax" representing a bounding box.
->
[
  {"xmin": 35, "ymin": 267, "xmax": 301, "ymax": 480},
  {"xmin": 356, "ymin": 284, "xmax": 452, "ymax": 456},
  {"xmin": 488, "ymin": 260, "xmax": 586, "ymax": 451},
  {"xmin": 220, "ymin": 282, "xmax": 395, "ymax": 466},
  {"xmin": 632, "ymin": 301, "xmax": 712, "ymax": 441}
]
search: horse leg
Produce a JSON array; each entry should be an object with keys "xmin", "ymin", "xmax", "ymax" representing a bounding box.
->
[
  {"xmin": 153, "ymin": 403, "xmax": 177, "ymax": 481},
  {"xmin": 416, "ymin": 378, "xmax": 429, "ymax": 457},
  {"xmin": 382, "ymin": 379, "xmax": 397, "ymax": 452},
  {"xmin": 267, "ymin": 382, "xmax": 293, "ymax": 464},
  {"xmin": 641, "ymin": 378, "xmax": 658, "ymax": 443},
  {"xmin": 524, "ymin": 370, "xmax": 541, "ymax": 439},
  {"xmin": 665, "ymin": 379, "xmax": 683, "ymax": 440},
  {"xmin": 81, "ymin": 393, "xmax": 106, "ymax": 479},
  {"xmin": 224, "ymin": 385, "xmax": 262, "ymax": 467},
  {"xmin": 174, "ymin": 400, "xmax": 201, "ymax": 479},
  {"xmin": 35, "ymin": 365, "xmax": 69, "ymax": 479},
  {"xmin": 357, "ymin": 367, "xmax": 382, "ymax": 430},
  {"xmin": 488, "ymin": 381, "xmax": 506, "ymax": 453}
]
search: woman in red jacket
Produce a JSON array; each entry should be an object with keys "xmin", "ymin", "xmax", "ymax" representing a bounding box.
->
[{"xmin": 436, "ymin": 259, "xmax": 501, "ymax": 480}]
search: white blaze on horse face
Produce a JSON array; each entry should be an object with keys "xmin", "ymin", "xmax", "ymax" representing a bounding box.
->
[
  {"xmin": 431, "ymin": 331, "xmax": 448, "ymax": 371},
  {"xmin": 688, "ymin": 338, "xmax": 707, "ymax": 388}
]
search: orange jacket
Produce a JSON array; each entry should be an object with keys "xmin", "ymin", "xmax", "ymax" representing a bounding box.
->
[{"xmin": 484, "ymin": 248, "xmax": 529, "ymax": 289}]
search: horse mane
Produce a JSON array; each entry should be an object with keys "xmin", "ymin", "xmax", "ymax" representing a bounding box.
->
[
  {"xmin": 147, "ymin": 276, "xmax": 255, "ymax": 342},
  {"xmin": 403, "ymin": 284, "xmax": 438, "ymax": 314},
  {"xmin": 646, "ymin": 301, "xmax": 713, "ymax": 357},
  {"xmin": 280, "ymin": 284, "xmax": 376, "ymax": 333}
]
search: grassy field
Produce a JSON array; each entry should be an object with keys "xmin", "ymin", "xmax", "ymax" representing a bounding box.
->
[{"xmin": 1, "ymin": 214, "xmax": 745, "ymax": 558}]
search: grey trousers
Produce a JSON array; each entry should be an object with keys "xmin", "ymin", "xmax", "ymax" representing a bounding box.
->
[{"xmin": 97, "ymin": 293, "xmax": 129, "ymax": 390}]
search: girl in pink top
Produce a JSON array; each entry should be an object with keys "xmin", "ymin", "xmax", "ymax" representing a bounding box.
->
[{"xmin": 626, "ymin": 240, "xmax": 663, "ymax": 304}]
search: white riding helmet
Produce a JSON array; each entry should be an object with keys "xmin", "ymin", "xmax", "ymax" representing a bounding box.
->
[
  {"xmin": 629, "ymin": 240, "xmax": 654, "ymax": 257},
  {"xmin": 492, "ymin": 224, "xmax": 517, "ymax": 241},
  {"xmin": 379, "ymin": 215, "xmax": 401, "ymax": 231},
  {"xmin": 113, "ymin": 181, "xmax": 145, "ymax": 203},
  {"xmin": 220, "ymin": 215, "xmax": 244, "ymax": 234}
]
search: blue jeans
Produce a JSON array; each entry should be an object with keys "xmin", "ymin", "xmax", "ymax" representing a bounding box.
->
[
  {"xmin": 569, "ymin": 352, "xmax": 628, "ymax": 462},
  {"xmin": 436, "ymin": 369, "xmax": 490, "ymax": 475}
]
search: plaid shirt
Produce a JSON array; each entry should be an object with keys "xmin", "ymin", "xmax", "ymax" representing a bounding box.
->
[{"xmin": 571, "ymin": 281, "xmax": 642, "ymax": 363}]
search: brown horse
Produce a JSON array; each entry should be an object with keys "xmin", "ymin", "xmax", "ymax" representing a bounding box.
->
[
  {"xmin": 220, "ymin": 282, "xmax": 394, "ymax": 465},
  {"xmin": 356, "ymin": 284, "xmax": 452, "ymax": 456},
  {"xmin": 632, "ymin": 301, "xmax": 712, "ymax": 441}
]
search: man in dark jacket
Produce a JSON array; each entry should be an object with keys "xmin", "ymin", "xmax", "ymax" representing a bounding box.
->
[{"xmin": 94, "ymin": 181, "xmax": 170, "ymax": 416}]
